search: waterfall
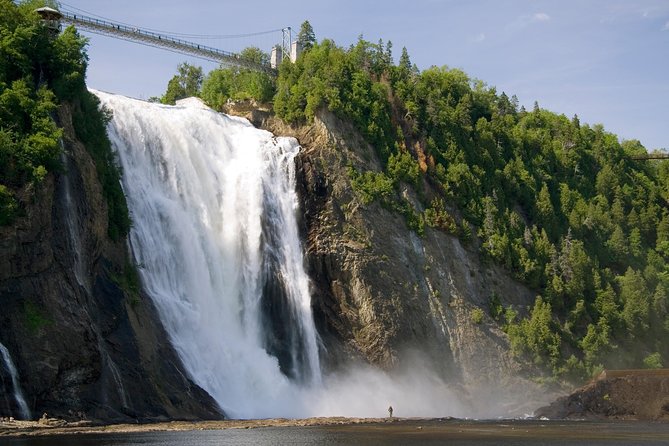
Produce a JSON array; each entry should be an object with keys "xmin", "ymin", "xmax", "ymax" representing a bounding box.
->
[
  {"xmin": 59, "ymin": 145, "xmax": 90, "ymax": 293},
  {"xmin": 95, "ymin": 91, "xmax": 321, "ymax": 418},
  {"xmin": 0, "ymin": 342, "xmax": 30, "ymax": 420},
  {"xmin": 95, "ymin": 91, "xmax": 466, "ymax": 419}
]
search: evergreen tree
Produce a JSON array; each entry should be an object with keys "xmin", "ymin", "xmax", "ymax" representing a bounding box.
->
[
  {"xmin": 398, "ymin": 47, "xmax": 411, "ymax": 72},
  {"xmin": 619, "ymin": 268, "xmax": 650, "ymax": 334},
  {"xmin": 297, "ymin": 20, "xmax": 316, "ymax": 51}
]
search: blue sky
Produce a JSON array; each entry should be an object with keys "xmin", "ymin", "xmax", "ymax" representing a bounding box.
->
[{"xmin": 57, "ymin": 0, "xmax": 668, "ymax": 150}]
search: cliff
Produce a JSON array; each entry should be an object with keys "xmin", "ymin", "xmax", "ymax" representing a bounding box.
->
[
  {"xmin": 0, "ymin": 102, "xmax": 220, "ymax": 422},
  {"xmin": 1, "ymin": 98, "xmax": 557, "ymax": 421},
  {"xmin": 536, "ymin": 370, "xmax": 669, "ymax": 420},
  {"xmin": 260, "ymin": 109, "xmax": 557, "ymax": 416}
]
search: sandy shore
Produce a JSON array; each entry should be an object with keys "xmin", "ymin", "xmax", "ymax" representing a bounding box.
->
[{"xmin": 0, "ymin": 416, "xmax": 410, "ymax": 437}]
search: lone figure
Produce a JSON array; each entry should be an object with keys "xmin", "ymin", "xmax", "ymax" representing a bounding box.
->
[{"xmin": 388, "ymin": 405, "xmax": 393, "ymax": 418}]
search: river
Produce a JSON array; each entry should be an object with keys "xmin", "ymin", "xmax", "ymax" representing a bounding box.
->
[{"xmin": 4, "ymin": 420, "xmax": 669, "ymax": 445}]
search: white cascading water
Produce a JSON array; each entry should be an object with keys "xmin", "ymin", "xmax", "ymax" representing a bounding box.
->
[
  {"xmin": 0, "ymin": 341, "xmax": 31, "ymax": 420},
  {"xmin": 96, "ymin": 91, "xmax": 321, "ymax": 418},
  {"xmin": 95, "ymin": 90, "xmax": 465, "ymax": 419}
]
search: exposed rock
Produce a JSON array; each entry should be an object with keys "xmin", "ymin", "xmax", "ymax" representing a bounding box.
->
[
  {"xmin": 262, "ymin": 109, "xmax": 555, "ymax": 416},
  {"xmin": 0, "ymin": 103, "xmax": 220, "ymax": 421},
  {"xmin": 536, "ymin": 370, "xmax": 669, "ymax": 420},
  {"xmin": 0, "ymin": 97, "xmax": 561, "ymax": 421}
]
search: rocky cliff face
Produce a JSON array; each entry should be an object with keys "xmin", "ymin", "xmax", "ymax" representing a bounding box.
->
[
  {"xmin": 536, "ymin": 371, "xmax": 669, "ymax": 420},
  {"xmin": 0, "ymin": 98, "xmax": 558, "ymax": 421},
  {"xmin": 0, "ymin": 103, "xmax": 220, "ymax": 422},
  {"xmin": 262, "ymin": 109, "xmax": 555, "ymax": 416}
]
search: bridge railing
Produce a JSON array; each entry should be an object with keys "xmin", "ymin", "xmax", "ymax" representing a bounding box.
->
[{"xmin": 61, "ymin": 12, "xmax": 277, "ymax": 75}]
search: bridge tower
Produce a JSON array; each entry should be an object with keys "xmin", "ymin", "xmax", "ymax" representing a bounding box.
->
[
  {"xmin": 281, "ymin": 27, "xmax": 292, "ymax": 60},
  {"xmin": 270, "ymin": 27, "xmax": 302, "ymax": 69},
  {"xmin": 271, "ymin": 27, "xmax": 292, "ymax": 69},
  {"xmin": 291, "ymin": 41, "xmax": 302, "ymax": 62},
  {"xmin": 270, "ymin": 45, "xmax": 283, "ymax": 69}
]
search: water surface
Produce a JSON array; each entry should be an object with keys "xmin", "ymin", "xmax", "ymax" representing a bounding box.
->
[{"xmin": 5, "ymin": 420, "xmax": 669, "ymax": 445}]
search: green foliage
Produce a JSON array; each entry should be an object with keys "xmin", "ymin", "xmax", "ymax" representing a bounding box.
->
[
  {"xmin": 50, "ymin": 26, "xmax": 88, "ymax": 100},
  {"xmin": 618, "ymin": 267, "xmax": 650, "ymax": 335},
  {"xmin": 397, "ymin": 201, "xmax": 424, "ymax": 236},
  {"xmin": 471, "ymin": 307, "xmax": 485, "ymax": 324},
  {"xmin": 112, "ymin": 260, "xmax": 142, "ymax": 306},
  {"xmin": 161, "ymin": 62, "xmax": 203, "ymax": 104},
  {"xmin": 0, "ymin": 184, "xmax": 18, "ymax": 225},
  {"xmin": 0, "ymin": 1, "xmax": 129, "ymax": 238},
  {"xmin": 348, "ymin": 167, "xmax": 394, "ymax": 205},
  {"xmin": 642, "ymin": 352, "xmax": 663, "ymax": 369},
  {"xmin": 297, "ymin": 20, "xmax": 316, "ymax": 52},
  {"xmin": 507, "ymin": 297, "xmax": 561, "ymax": 368},
  {"xmin": 273, "ymin": 30, "xmax": 667, "ymax": 379},
  {"xmin": 23, "ymin": 300, "xmax": 50, "ymax": 334},
  {"xmin": 489, "ymin": 292, "xmax": 504, "ymax": 320},
  {"xmin": 579, "ymin": 318, "xmax": 612, "ymax": 366},
  {"xmin": 275, "ymin": 38, "xmax": 396, "ymax": 160},
  {"xmin": 425, "ymin": 197, "xmax": 457, "ymax": 233},
  {"xmin": 0, "ymin": 79, "xmax": 62, "ymax": 186},
  {"xmin": 0, "ymin": 1, "xmax": 80, "ymax": 224},
  {"xmin": 387, "ymin": 150, "xmax": 420, "ymax": 185},
  {"xmin": 72, "ymin": 90, "xmax": 130, "ymax": 240},
  {"xmin": 238, "ymin": 46, "xmax": 269, "ymax": 65},
  {"xmin": 200, "ymin": 48, "xmax": 275, "ymax": 109}
]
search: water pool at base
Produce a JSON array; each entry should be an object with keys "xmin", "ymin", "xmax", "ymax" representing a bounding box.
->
[{"xmin": 5, "ymin": 420, "xmax": 669, "ymax": 446}]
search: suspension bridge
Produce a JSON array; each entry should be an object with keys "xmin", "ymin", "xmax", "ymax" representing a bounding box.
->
[{"xmin": 37, "ymin": 6, "xmax": 293, "ymax": 76}]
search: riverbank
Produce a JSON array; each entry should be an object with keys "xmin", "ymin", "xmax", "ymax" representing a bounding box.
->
[
  {"xmin": 3, "ymin": 417, "xmax": 669, "ymax": 446},
  {"xmin": 536, "ymin": 370, "xmax": 669, "ymax": 421},
  {"xmin": 0, "ymin": 416, "xmax": 409, "ymax": 437}
]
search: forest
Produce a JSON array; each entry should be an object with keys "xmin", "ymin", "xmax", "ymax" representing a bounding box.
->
[{"xmin": 163, "ymin": 21, "xmax": 669, "ymax": 381}]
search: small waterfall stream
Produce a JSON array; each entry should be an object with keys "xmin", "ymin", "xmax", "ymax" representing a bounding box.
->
[
  {"xmin": 0, "ymin": 342, "xmax": 30, "ymax": 420},
  {"xmin": 59, "ymin": 146, "xmax": 90, "ymax": 293}
]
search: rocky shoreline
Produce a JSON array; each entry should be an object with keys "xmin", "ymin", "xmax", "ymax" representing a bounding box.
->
[
  {"xmin": 536, "ymin": 371, "xmax": 669, "ymax": 421},
  {"xmin": 0, "ymin": 416, "xmax": 419, "ymax": 437}
]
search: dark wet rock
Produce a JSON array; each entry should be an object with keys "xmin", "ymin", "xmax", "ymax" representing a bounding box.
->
[
  {"xmin": 0, "ymin": 103, "xmax": 220, "ymax": 422},
  {"xmin": 536, "ymin": 371, "xmax": 669, "ymax": 420}
]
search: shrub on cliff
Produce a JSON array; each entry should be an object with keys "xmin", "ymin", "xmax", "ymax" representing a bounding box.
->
[
  {"xmin": 1, "ymin": 1, "xmax": 62, "ymax": 223},
  {"xmin": 0, "ymin": 0, "xmax": 129, "ymax": 240}
]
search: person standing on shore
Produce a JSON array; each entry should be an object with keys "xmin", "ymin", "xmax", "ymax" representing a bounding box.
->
[{"xmin": 388, "ymin": 405, "xmax": 393, "ymax": 418}]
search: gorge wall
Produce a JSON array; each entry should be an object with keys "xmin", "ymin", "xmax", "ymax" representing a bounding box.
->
[
  {"xmin": 262, "ymin": 108, "xmax": 553, "ymax": 416},
  {"xmin": 0, "ymin": 102, "xmax": 220, "ymax": 422},
  {"xmin": 1, "ymin": 97, "xmax": 556, "ymax": 421}
]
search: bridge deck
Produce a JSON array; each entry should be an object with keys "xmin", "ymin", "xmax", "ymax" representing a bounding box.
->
[{"xmin": 61, "ymin": 12, "xmax": 276, "ymax": 75}]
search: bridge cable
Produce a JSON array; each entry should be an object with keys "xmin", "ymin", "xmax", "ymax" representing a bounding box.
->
[{"xmin": 59, "ymin": 2, "xmax": 283, "ymax": 40}]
